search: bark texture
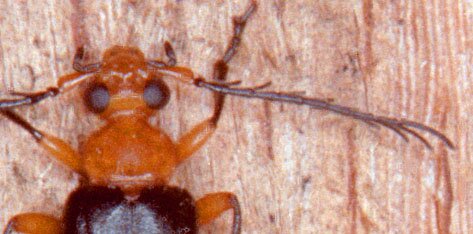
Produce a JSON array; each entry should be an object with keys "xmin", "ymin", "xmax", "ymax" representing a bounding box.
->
[{"xmin": 0, "ymin": 1, "xmax": 471, "ymax": 233}]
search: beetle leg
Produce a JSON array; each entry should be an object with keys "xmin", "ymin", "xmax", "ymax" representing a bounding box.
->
[
  {"xmin": 212, "ymin": 0, "xmax": 257, "ymax": 82},
  {"xmin": 175, "ymin": 118, "xmax": 216, "ymax": 163},
  {"xmin": 151, "ymin": 0, "xmax": 256, "ymax": 89},
  {"xmin": 174, "ymin": 2, "xmax": 257, "ymax": 163},
  {"xmin": 204, "ymin": 0, "xmax": 257, "ymax": 124},
  {"xmin": 3, "ymin": 213, "xmax": 61, "ymax": 234},
  {"xmin": 196, "ymin": 192, "xmax": 241, "ymax": 234},
  {"xmin": 0, "ymin": 109, "xmax": 82, "ymax": 173}
]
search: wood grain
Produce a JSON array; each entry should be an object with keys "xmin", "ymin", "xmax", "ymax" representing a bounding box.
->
[{"xmin": 0, "ymin": 0, "xmax": 471, "ymax": 233}]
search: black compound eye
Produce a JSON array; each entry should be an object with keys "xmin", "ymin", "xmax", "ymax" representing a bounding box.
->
[
  {"xmin": 143, "ymin": 79, "xmax": 170, "ymax": 109},
  {"xmin": 84, "ymin": 83, "xmax": 110, "ymax": 113}
]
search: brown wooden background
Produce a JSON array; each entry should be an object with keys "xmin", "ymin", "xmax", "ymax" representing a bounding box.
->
[{"xmin": 0, "ymin": 1, "xmax": 471, "ymax": 233}]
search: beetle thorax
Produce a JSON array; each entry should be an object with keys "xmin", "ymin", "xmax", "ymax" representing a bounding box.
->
[{"xmin": 80, "ymin": 117, "xmax": 179, "ymax": 195}]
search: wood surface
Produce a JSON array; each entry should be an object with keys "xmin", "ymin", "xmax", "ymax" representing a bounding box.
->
[{"xmin": 0, "ymin": 0, "xmax": 471, "ymax": 233}]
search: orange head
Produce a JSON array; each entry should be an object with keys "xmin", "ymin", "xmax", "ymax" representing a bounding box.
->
[{"xmin": 83, "ymin": 46, "xmax": 170, "ymax": 120}]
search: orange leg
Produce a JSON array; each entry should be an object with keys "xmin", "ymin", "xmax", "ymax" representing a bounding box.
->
[
  {"xmin": 3, "ymin": 213, "xmax": 61, "ymax": 234},
  {"xmin": 155, "ymin": 0, "xmax": 256, "ymax": 86},
  {"xmin": 196, "ymin": 192, "xmax": 241, "ymax": 234},
  {"xmin": 176, "ymin": 118, "xmax": 216, "ymax": 163},
  {"xmin": 0, "ymin": 110, "xmax": 82, "ymax": 174},
  {"xmin": 169, "ymin": 1, "xmax": 257, "ymax": 163}
]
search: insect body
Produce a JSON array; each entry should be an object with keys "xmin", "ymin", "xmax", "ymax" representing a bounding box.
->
[
  {"xmin": 0, "ymin": 1, "xmax": 453, "ymax": 233},
  {"xmin": 2, "ymin": 44, "xmax": 241, "ymax": 234},
  {"xmin": 1, "ymin": 2, "xmax": 256, "ymax": 233}
]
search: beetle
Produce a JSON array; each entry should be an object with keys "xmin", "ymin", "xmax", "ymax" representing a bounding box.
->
[
  {"xmin": 0, "ymin": 1, "xmax": 454, "ymax": 233},
  {"xmin": 1, "ymin": 2, "xmax": 257, "ymax": 233}
]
